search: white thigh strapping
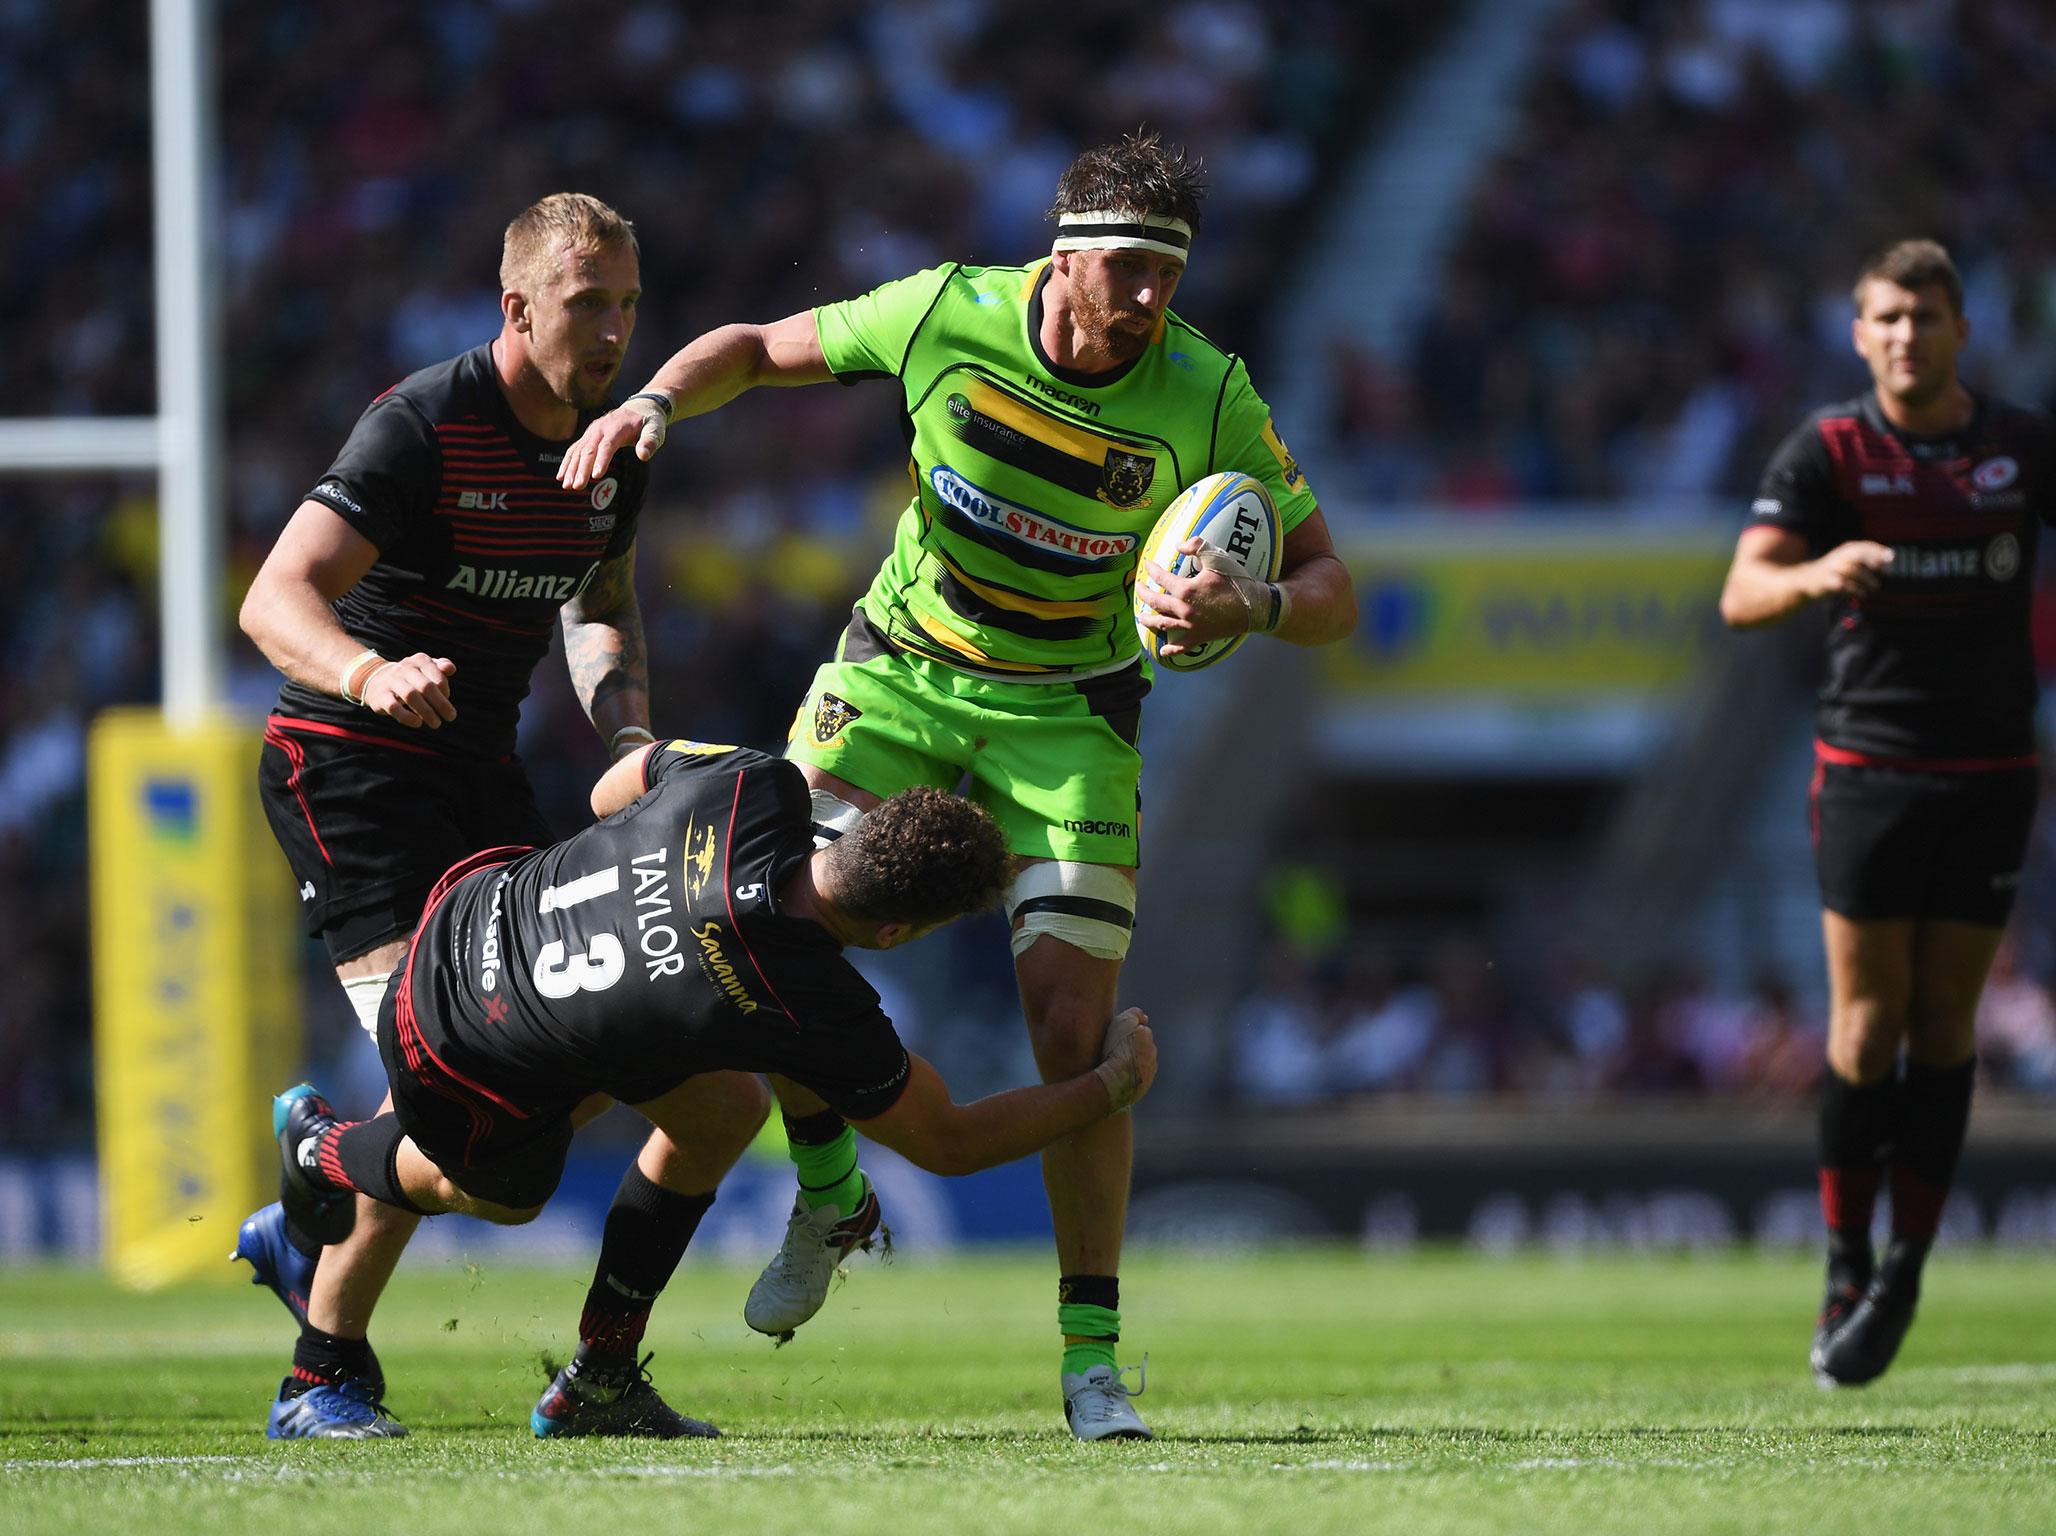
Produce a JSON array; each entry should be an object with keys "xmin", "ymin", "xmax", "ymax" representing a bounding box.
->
[
  {"xmin": 1004, "ymin": 861, "xmax": 1137, "ymax": 960},
  {"xmin": 340, "ymin": 972, "xmax": 391, "ymax": 1041}
]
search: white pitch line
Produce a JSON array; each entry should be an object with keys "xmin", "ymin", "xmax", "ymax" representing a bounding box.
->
[
  {"xmin": 1907, "ymin": 1363, "xmax": 2056, "ymax": 1384},
  {"xmin": 2, "ymin": 1455, "xmax": 256, "ymax": 1472},
  {"xmin": 588, "ymin": 1464, "xmax": 797, "ymax": 1479}
]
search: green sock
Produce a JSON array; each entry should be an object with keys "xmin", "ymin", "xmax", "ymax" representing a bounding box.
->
[
  {"xmin": 1059, "ymin": 1301, "xmax": 1120, "ymax": 1377},
  {"xmin": 789, "ymin": 1123, "xmax": 866, "ymax": 1217}
]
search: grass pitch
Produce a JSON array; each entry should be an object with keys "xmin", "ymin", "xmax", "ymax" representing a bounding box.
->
[{"xmin": 3, "ymin": 1248, "xmax": 2053, "ymax": 1536}]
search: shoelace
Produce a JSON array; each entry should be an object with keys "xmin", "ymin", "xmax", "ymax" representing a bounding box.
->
[
  {"xmin": 1075, "ymin": 1356, "xmax": 1149, "ymax": 1418},
  {"xmin": 573, "ymin": 1349, "xmax": 665, "ymax": 1402},
  {"xmin": 308, "ymin": 1380, "xmax": 395, "ymax": 1424}
]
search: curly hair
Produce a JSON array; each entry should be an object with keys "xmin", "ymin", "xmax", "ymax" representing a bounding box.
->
[
  {"xmin": 823, "ymin": 786, "xmax": 1012, "ymax": 929},
  {"xmin": 1853, "ymin": 238, "xmax": 1961, "ymax": 316},
  {"xmin": 500, "ymin": 191, "xmax": 639, "ymax": 297},
  {"xmin": 1049, "ymin": 128, "xmax": 1207, "ymax": 236}
]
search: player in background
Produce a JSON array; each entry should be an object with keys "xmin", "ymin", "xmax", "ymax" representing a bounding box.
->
[
  {"xmin": 235, "ymin": 193, "xmax": 758, "ymax": 1439},
  {"xmin": 557, "ymin": 131, "xmax": 1356, "ymax": 1439},
  {"xmin": 1719, "ymin": 239, "xmax": 2056, "ymax": 1386},
  {"xmin": 271, "ymin": 741, "xmax": 1157, "ymax": 1437}
]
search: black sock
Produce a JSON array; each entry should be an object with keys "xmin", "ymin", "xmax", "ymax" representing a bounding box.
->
[
  {"xmin": 784, "ymin": 1108, "xmax": 848, "ymax": 1146},
  {"xmin": 576, "ymin": 1164, "xmax": 714, "ymax": 1364},
  {"xmin": 280, "ymin": 1212, "xmax": 324, "ymax": 1260},
  {"xmin": 1817, "ymin": 1068, "xmax": 1899, "ymax": 1289},
  {"xmin": 1885, "ymin": 1056, "xmax": 1976, "ymax": 1293},
  {"xmin": 328, "ymin": 1115, "xmax": 427, "ymax": 1214},
  {"xmin": 287, "ymin": 1323, "xmax": 382, "ymax": 1398}
]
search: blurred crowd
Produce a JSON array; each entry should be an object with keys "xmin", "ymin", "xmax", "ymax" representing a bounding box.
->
[
  {"xmin": 1328, "ymin": 0, "xmax": 2056, "ymax": 509},
  {"xmin": 1232, "ymin": 927, "xmax": 2056, "ymax": 1107},
  {"xmin": 0, "ymin": 0, "xmax": 1421, "ymax": 1144},
  {"xmin": 12, "ymin": 1, "xmax": 2056, "ymax": 1143}
]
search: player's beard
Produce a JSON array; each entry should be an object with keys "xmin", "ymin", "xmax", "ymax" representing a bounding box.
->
[
  {"xmin": 1070, "ymin": 284, "xmax": 1151, "ymax": 363},
  {"xmin": 561, "ymin": 361, "xmax": 615, "ymax": 415}
]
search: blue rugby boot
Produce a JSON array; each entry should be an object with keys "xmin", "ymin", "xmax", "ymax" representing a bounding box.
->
[
  {"xmin": 273, "ymin": 1083, "xmax": 356, "ymax": 1248},
  {"xmin": 232, "ymin": 1202, "xmax": 317, "ymax": 1324},
  {"xmin": 266, "ymin": 1378, "xmax": 408, "ymax": 1440},
  {"xmin": 532, "ymin": 1352, "xmax": 719, "ymax": 1439}
]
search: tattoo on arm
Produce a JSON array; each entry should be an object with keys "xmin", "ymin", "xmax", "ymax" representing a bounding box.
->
[{"xmin": 560, "ymin": 550, "xmax": 650, "ymax": 733}]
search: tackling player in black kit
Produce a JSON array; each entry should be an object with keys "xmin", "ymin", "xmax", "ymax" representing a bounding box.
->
[
  {"xmin": 234, "ymin": 194, "xmax": 764, "ymax": 1440},
  {"xmin": 271, "ymin": 741, "xmax": 1158, "ymax": 1437},
  {"xmin": 1720, "ymin": 240, "xmax": 2056, "ymax": 1387}
]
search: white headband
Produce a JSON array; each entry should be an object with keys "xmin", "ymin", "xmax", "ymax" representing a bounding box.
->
[{"xmin": 1052, "ymin": 209, "xmax": 1193, "ymax": 260}]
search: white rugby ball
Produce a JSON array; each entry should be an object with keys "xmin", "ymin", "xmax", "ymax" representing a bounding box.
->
[{"xmin": 1132, "ymin": 471, "xmax": 1282, "ymax": 672}]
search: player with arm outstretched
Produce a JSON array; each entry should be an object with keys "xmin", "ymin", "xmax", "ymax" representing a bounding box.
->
[
  {"xmin": 1720, "ymin": 239, "xmax": 2056, "ymax": 1388},
  {"xmin": 558, "ymin": 131, "xmax": 1355, "ymax": 1441},
  {"xmin": 271, "ymin": 740, "xmax": 1156, "ymax": 1437},
  {"xmin": 233, "ymin": 193, "xmax": 746, "ymax": 1440}
]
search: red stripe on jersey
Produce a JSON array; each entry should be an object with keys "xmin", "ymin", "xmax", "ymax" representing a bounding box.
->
[
  {"xmin": 431, "ymin": 514, "xmax": 600, "ymax": 526},
  {"xmin": 451, "ymin": 542, "xmax": 607, "ymax": 558},
  {"xmin": 1816, "ymin": 416, "xmax": 2016, "ymax": 536},
  {"xmin": 402, "ymin": 593, "xmax": 534, "ymax": 632},
  {"xmin": 267, "ymin": 712, "xmax": 444, "ymax": 759},
  {"xmin": 722, "ymin": 768, "xmax": 805, "ymax": 1026},
  {"xmin": 262, "ymin": 719, "xmax": 334, "ymax": 865},
  {"xmin": 394, "ymin": 848, "xmax": 538, "ymax": 1138},
  {"xmin": 1815, "ymin": 738, "xmax": 2037, "ymax": 774}
]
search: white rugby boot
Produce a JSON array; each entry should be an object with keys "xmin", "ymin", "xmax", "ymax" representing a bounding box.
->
[
  {"xmin": 1062, "ymin": 1360, "xmax": 1152, "ymax": 1441},
  {"xmin": 744, "ymin": 1184, "xmax": 884, "ymax": 1337}
]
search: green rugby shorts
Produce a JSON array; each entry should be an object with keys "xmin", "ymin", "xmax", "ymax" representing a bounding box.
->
[{"xmin": 785, "ymin": 613, "xmax": 1146, "ymax": 866}]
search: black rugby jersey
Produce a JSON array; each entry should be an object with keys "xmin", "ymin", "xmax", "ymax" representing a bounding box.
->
[
  {"xmin": 275, "ymin": 343, "xmax": 649, "ymax": 759},
  {"xmin": 396, "ymin": 743, "xmax": 912, "ymax": 1117},
  {"xmin": 1749, "ymin": 391, "xmax": 2056, "ymax": 761}
]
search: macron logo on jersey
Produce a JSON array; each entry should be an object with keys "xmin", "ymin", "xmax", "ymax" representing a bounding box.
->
[{"xmin": 930, "ymin": 466, "xmax": 1139, "ymax": 563}]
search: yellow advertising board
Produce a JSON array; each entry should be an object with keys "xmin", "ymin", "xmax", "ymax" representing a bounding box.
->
[
  {"xmin": 1325, "ymin": 527, "xmax": 1731, "ymax": 696},
  {"xmin": 89, "ymin": 708, "xmax": 299, "ymax": 1288}
]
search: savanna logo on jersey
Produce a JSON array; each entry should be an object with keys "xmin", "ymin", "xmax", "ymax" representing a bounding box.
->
[
  {"xmin": 930, "ymin": 467, "xmax": 1139, "ymax": 563},
  {"xmin": 813, "ymin": 692, "xmax": 862, "ymax": 746},
  {"xmin": 1974, "ymin": 457, "xmax": 2019, "ymax": 492},
  {"xmin": 591, "ymin": 477, "xmax": 619, "ymax": 511},
  {"xmin": 1100, "ymin": 450, "xmax": 1156, "ymax": 508},
  {"xmin": 691, "ymin": 921, "xmax": 760, "ymax": 1014}
]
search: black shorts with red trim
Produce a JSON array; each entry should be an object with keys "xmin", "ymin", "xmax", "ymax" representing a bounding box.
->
[
  {"xmin": 258, "ymin": 712, "xmax": 554, "ymax": 965},
  {"xmin": 1810, "ymin": 742, "xmax": 2039, "ymax": 926},
  {"xmin": 374, "ymin": 850, "xmax": 577, "ymax": 1210}
]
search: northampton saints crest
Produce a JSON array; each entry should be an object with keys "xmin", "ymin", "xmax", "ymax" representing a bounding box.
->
[
  {"xmin": 813, "ymin": 691, "xmax": 863, "ymax": 745},
  {"xmin": 1100, "ymin": 449, "xmax": 1156, "ymax": 508}
]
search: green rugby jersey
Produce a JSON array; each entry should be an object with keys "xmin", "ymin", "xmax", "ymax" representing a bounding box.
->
[{"xmin": 814, "ymin": 261, "xmax": 1318, "ymax": 679}]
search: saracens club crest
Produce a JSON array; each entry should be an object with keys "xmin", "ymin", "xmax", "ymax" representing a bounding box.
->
[
  {"xmin": 813, "ymin": 691, "xmax": 863, "ymax": 746},
  {"xmin": 1100, "ymin": 449, "xmax": 1156, "ymax": 508}
]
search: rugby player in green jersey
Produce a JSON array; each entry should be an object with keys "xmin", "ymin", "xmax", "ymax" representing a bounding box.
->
[{"xmin": 559, "ymin": 131, "xmax": 1357, "ymax": 1440}]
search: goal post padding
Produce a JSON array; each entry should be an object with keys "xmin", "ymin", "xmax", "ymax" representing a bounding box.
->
[{"xmin": 89, "ymin": 707, "xmax": 299, "ymax": 1287}]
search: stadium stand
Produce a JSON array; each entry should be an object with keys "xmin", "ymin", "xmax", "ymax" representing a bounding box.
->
[{"xmin": 0, "ymin": 0, "xmax": 1434, "ymax": 1143}]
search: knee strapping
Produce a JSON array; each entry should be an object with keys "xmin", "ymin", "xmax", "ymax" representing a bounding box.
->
[
  {"xmin": 1006, "ymin": 862, "xmax": 1136, "ymax": 960},
  {"xmin": 810, "ymin": 790, "xmax": 864, "ymax": 850},
  {"xmin": 340, "ymin": 973, "xmax": 391, "ymax": 1040}
]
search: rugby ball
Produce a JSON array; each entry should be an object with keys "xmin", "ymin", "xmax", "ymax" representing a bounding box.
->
[{"xmin": 1132, "ymin": 471, "xmax": 1281, "ymax": 672}]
